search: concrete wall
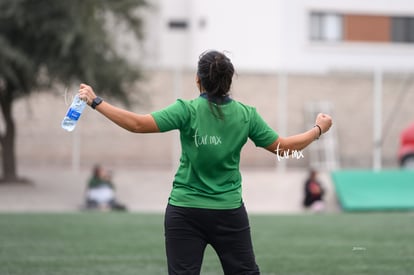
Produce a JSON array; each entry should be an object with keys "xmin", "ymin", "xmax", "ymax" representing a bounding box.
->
[{"xmin": 12, "ymin": 70, "xmax": 414, "ymax": 170}]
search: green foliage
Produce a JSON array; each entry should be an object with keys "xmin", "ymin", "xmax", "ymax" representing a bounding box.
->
[
  {"xmin": 0, "ymin": 0, "xmax": 147, "ymax": 181},
  {"xmin": 0, "ymin": 213, "xmax": 413, "ymax": 275},
  {"xmin": 0, "ymin": 0, "xmax": 147, "ymax": 103},
  {"xmin": 0, "ymin": 36, "xmax": 33, "ymax": 94}
]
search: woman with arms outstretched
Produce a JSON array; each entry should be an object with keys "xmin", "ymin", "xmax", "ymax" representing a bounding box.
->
[{"xmin": 79, "ymin": 50, "xmax": 332, "ymax": 275}]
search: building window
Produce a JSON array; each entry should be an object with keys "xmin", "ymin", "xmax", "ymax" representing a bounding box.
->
[
  {"xmin": 168, "ymin": 20, "xmax": 188, "ymax": 30},
  {"xmin": 310, "ymin": 12, "xmax": 343, "ymax": 41},
  {"xmin": 310, "ymin": 12, "xmax": 414, "ymax": 44},
  {"xmin": 392, "ymin": 17, "xmax": 414, "ymax": 43}
]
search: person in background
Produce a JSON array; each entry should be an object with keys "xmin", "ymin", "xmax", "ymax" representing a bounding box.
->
[
  {"xmin": 85, "ymin": 164, "xmax": 127, "ymax": 211},
  {"xmin": 303, "ymin": 169, "xmax": 325, "ymax": 212}
]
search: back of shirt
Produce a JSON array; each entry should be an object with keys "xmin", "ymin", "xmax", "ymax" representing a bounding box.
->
[{"xmin": 152, "ymin": 96, "xmax": 278, "ymax": 209}]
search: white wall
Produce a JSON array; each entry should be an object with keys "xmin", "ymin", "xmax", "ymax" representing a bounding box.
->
[
  {"xmin": 188, "ymin": 0, "xmax": 282, "ymax": 72},
  {"xmin": 146, "ymin": 0, "xmax": 282, "ymax": 71}
]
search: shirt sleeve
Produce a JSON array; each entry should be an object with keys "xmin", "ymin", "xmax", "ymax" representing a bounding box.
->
[
  {"xmin": 151, "ymin": 99, "xmax": 189, "ymax": 132},
  {"xmin": 248, "ymin": 108, "xmax": 279, "ymax": 147}
]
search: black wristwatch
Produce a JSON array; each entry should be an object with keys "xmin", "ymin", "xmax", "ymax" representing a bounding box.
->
[{"xmin": 91, "ymin": 96, "xmax": 103, "ymax": 109}]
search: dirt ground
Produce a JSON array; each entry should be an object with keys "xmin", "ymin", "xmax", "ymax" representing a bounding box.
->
[{"xmin": 0, "ymin": 166, "xmax": 341, "ymax": 214}]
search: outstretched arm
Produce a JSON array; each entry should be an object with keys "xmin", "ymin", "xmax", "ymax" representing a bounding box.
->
[
  {"xmin": 265, "ymin": 113, "xmax": 332, "ymax": 155},
  {"xmin": 78, "ymin": 84, "xmax": 160, "ymax": 133}
]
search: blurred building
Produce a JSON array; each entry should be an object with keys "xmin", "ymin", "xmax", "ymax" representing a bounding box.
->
[{"xmin": 139, "ymin": 0, "xmax": 414, "ymax": 73}]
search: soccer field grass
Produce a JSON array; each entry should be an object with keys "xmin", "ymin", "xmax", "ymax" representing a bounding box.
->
[{"xmin": 0, "ymin": 212, "xmax": 413, "ymax": 275}]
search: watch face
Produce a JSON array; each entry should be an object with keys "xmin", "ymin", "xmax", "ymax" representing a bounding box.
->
[{"xmin": 92, "ymin": 97, "xmax": 102, "ymax": 108}]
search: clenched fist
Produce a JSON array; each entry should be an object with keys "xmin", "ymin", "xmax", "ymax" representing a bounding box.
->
[{"xmin": 315, "ymin": 113, "xmax": 332, "ymax": 134}]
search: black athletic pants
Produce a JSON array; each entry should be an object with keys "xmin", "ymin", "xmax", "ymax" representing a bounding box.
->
[{"xmin": 164, "ymin": 203, "xmax": 260, "ymax": 275}]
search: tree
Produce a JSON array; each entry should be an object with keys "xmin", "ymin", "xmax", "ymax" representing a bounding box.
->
[{"xmin": 0, "ymin": 0, "xmax": 147, "ymax": 182}]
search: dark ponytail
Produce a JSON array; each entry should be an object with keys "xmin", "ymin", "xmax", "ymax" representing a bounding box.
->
[{"xmin": 197, "ymin": 50, "xmax": 235, "ymax": 119}]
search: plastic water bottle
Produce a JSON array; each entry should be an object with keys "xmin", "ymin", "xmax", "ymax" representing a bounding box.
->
[{"xmin": 61, "ymin": 94, "xmax": 87, "ymax": 131}]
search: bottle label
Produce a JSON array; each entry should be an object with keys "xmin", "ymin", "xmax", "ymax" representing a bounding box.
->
[{"xmin": 66, "ymin": 108, "xmax": 81, "ymax": 121}]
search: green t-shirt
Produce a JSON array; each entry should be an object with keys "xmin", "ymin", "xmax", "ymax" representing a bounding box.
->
[{"xmin": 151, "ymin": 95, "xmax": 278, "ymax": 209}]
